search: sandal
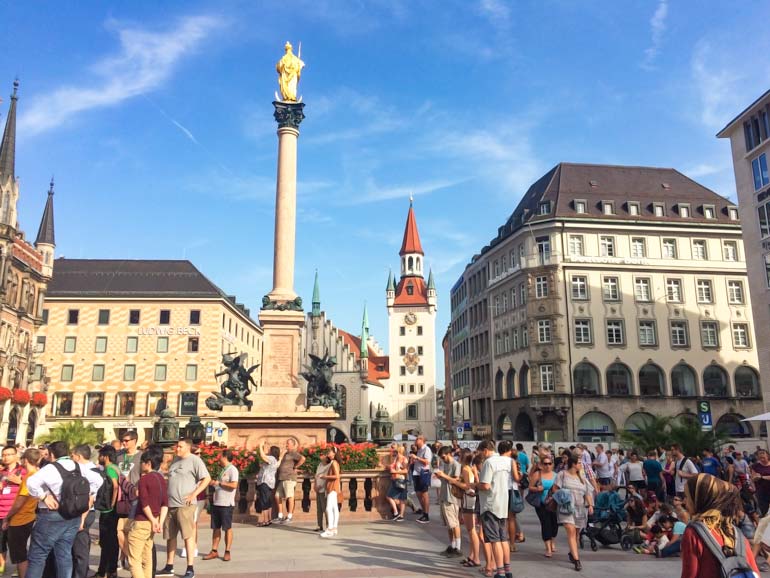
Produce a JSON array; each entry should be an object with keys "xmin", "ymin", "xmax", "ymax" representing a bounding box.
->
[
  {"xmin": 463, "ymin": 560, "xmax": 481, "ymax": 567},
  {"xmin": 478, "ymin": 569, "xmax": 494, "ymax": 578},
  {"xmin": 516, "ymin": 533, "xmax": 526, "ymax": 543}
]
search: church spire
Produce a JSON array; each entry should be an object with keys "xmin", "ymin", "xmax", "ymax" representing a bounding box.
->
[
  {"xmin": 399, "ymin": 198, "xmax": 424, "ymax": 257},
  {"xmin": 386, "ymin": 269, "xmax": 395, "ymax": 292},
  {"xmin": 360, "ymin": 303, "xmax": 369, "ymax": 359},
  {"xmin": 311, "ymin": 270, "xmax": 320, "ymax": 317},
  {"xmin": 427, "ymin": 268, "xmax": 435, "ymax": 291},
  {"xmin": 0, "ymin": 80, "xmax": 18, "ymax": 183},
  {"xmin": 35, "ymin": 178, "xmax": 56, "ymax": 247}
]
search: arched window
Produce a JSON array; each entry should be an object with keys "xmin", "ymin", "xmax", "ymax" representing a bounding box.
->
[
  {"xmin": 716, "ymin": 414, "xmax": 753, "ymax": 438},
  {"xmin": 26, "ymin": 410, "xmax": 36, "ymax": 446},
  {"xmin": 519, "ymin": 364, "xmax": 529, "ymax": 397},
  {"xmin": 639, "ymin": 363, "xmax": 665, "ymax": 396},
  {"xmin": 573, "ymin": 362, "xmax": 600, "ymax": 395},
  {"xmin": 416, "ymin": 257, "xmax": 421, "ymax": 272},
  {"xmin": 6, "ymin": 408, "xmax": 18, "ymax": 446},
  {"xmin": 606, "ymin": 363, "xmax": 632, "ymax": 396},
  {"xmin": 506, "ymin": 368, "xmax": 516, "ymax": 398},
  {"xmin": 494, "ymin": 370, "xmax": 504, "ymax": 399},
  {"xmin": 671, "ymin": 363, "xmax": 697, "ymax": 396},
  {"xmin": 498, "ymin": 413, "xmax": 513, "ymax": 439},
  {"xmin": 336, "ymin": 385, "xmax": 347, "ymax": 420},
  {"xmin": 408, "ymin": 256, "xmax": 414, "ymax": 271},
  {"xmin": 624, "ymin": 412, "xmax": 655, "ymax": 432},
  {"xmin": 735, "ymin": 366, "xmax": 760, "ymax": 398},
  {"xmin": 577, "ymin": 411, "xmax": 616, "ymax": 441},
  {"xmin": 514, "ymin": 413, "xmax": 534, "ymax": 440},
  {"xmin": 704, "ymin": 365, "xmax": 729, "ymax": 397}
]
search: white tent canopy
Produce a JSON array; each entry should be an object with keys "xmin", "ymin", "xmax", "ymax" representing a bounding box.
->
[{"xmin": 741, "ymin": 412, "xmax": 770, "ymax": 422}]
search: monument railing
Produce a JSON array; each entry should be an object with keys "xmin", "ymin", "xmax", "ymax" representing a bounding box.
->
[{"xmin": 232, "ymin": 468, "xmax": 393, "ymax": 523}]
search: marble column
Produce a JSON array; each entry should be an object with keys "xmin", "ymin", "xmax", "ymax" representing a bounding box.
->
[{"xmin": 267, "ymin": 101, "xmax": 305, "ymax": 304}]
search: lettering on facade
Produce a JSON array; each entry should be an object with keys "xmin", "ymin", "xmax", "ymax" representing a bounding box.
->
[
  {"xmin": 221, "ymin": 330, "xmax": 236, "ymax": 344},
  {"xmin": 565, "ymin": 256, "xmax": 648, "ymax": 265},
  {"xmin": 137, "ymin": 327, "xmax": 201, "ymax": 336}
]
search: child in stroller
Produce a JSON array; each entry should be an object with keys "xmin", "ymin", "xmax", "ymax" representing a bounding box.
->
[{"xmin": 581, "ymin": 484, "xmax": 629, "ymax": 551}]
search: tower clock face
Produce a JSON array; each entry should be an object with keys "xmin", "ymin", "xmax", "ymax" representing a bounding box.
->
[{"xmin": 404, "ymin": 312, "xmax": 417, "ymax": 325}]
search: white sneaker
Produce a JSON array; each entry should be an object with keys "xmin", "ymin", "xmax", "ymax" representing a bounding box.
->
[
  {"xmin": 181, "ymin": 549, "xmax": 186, "ymax": 558},
  {"xmin": 320, "ymin": 530, "xmax": 335, "ymax": 538}
]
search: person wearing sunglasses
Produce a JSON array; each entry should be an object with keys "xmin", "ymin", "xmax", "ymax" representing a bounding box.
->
[{"xmin": 529, "ymin": 458, "xmax": 558, "ymax": 558}]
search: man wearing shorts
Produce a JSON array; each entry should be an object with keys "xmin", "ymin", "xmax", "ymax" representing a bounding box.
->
[
  {"xmin": 410, "ymin": 436, "xmax": 432, "ymax": 524},
  {"xmin": 593, "ymin": 444, "xmax": 613, "ymax": 487},
  {"xmin": 157, "ymin": 439, "xmax": 210, "ymax": 578},
  {"xmin": 434, "ymin": 447, "xmax": 463, "ymax": 557},
  {"xmin": 275, "ymin": 439, "xmax": 305, "ymax": 523},
  {"xmin": 203, "ymin": 451, "xmax": 238, "ymax": 561},
  {"xmin": 476, "ymin": 440, "xmax": 514, "ymax": 578}
]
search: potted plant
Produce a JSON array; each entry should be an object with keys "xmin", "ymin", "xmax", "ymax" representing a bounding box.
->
[
  {"xmin": 0, "ymin": 387, "xmax": 12, "ymax": 402},
  {"xmin": 30, "ymin": 392, "xmax": 47, "ymax": 407},
  {"xmin": 12, "ymin": 389, "xmax": 30, "ymax": 405}
]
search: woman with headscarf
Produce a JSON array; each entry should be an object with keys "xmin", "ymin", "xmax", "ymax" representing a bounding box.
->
[{"xmin": 680, "ymin": 473, "xmax": 759, "ymax": 578}]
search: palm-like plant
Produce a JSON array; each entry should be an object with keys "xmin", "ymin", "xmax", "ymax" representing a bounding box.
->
[
  {"xmin": 668, "ymin": 419, "xmax": 730, "ymax": 458},
  {"xmin": 619, "ymin": 414, "xmax": 673, "ymax": 453},
  {"xmin": 36, "ymin": 420, "xmax": 101, "ymax": 448}
]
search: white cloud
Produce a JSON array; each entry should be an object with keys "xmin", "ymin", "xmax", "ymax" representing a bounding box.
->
[
  {"xmin": 19, "ymin": 15, "xmax": 223, "ymax": 135},
  {"xmin": 478, "ymin": 0, "xmax": 511, "ymax": 24},
  {"xmin": 348, "ymin": 177, "xmax": 467, "ymax": 205},
  {"xmin": 682, "ymin": 162, "xmax": 725, "ymax": 179},
  {"xmin": 690, "ymin": 40, "xmax": 744, "ymax": 129},
  {"xmin": 641, "ymin": 0, "xmax": 668, "ymax": 70}
]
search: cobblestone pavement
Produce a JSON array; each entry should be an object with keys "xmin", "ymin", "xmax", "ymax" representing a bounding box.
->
[{"xmin": 80, "ymin": 507, "xmax": 769, "ymax": 578}]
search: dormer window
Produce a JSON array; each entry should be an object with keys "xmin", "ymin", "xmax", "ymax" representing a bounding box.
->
[
  {"xmin": 589, "ymin": 180, "xmax": 599, "ymax": 188},
  {"xmin": 574, "ymin": 200, "xmax": 587, "ymax": 214},
  {"xmin": 602, "ymin": 201, "xmax": 615, "ymax": 215},
  {"xmin": 538, "ymin": 201, "xmax": 551, "ymax": 215},
  {"xmin": 653, "ymin": 203, "xmax": 665, "ymax": 217},
  {"xmin": 628, "ymin": 202, "xmax": 640, "ymax": 216},
  {"xmin": 729, "ymin": 207, "xmax": 739, "ymax": 221},
  {"xmin": 679, "ymin": 204, "xmax": 690, "ymax": 218},
  {"xmin": 703, "ymin": 205, "xmax": 716, "ymax": 219},
  {"xmin": 406, "ymin": 284, "xmax": 414, "ymax": 296}
]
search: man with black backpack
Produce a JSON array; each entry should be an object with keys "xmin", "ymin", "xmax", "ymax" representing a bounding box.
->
[{"xmin": 24, "ymin": 441, "xmax": 103, "ymax": 578}]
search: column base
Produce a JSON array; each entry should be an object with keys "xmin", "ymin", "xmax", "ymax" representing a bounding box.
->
[{"xmin": 258, "ymin": 309, "xmax": 306, "ymax": 391}]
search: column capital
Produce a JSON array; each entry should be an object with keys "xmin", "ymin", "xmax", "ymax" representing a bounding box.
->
[{"xmin": 273, "ymin": 101, "xmax": 305, "ymax": 130}]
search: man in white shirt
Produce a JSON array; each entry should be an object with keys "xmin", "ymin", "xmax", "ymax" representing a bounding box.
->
[
  {"xmin": 25, "ymin": 441, "xmax": 103, "ymax": 578},
  {"xmin": 671, "ymin": 443, "xmax": 698, "ymax": 498},
  {"xmin": 202, "ymin": 451, "xmax": 238, "ymax": 562},
  {"xmin": 476, "ymin": 440, "xmax": 515, "ymax": 578},
  {"xmin": 593, "ymin": 444, "xmax": 613, "ymax": 488},
  {"xmin": 409, "ymin": 436, "xmax": 432, "ymax": 524}
]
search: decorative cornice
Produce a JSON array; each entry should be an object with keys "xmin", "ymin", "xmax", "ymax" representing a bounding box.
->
[{"xmin": 273, "ymin": 101, "xmax": 305, "ymax": 130}]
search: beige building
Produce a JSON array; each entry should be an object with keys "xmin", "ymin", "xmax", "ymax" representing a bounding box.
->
[
  {"xmin": 0, "ymin": 80, "xmax": 56, "ymax": 446},
  {"xmin": 38, "ymin": 259, "xmax": 262, "ymax": 443},
  {"xmin": 448, "ymin": 163, "xmax": 763, "ymax": 443},
  {"xmin": 718, "ymin": 91, "xmax": 770, "ymax": 399}
]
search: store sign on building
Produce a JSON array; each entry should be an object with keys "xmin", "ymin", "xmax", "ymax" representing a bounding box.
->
[
  {"xmin": 566, "ymin": 256, "xmax": 648, "ymax": 266},
  {"xmin": 180, "ymin": 392, "xmax": 198, "ymax": 416},
  {"xmin": 137, "ymin": 327, "xmax": 201, "ymax": 336}
]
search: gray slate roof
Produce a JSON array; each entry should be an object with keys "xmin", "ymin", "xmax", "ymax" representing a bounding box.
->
[{"xmin": 48, "ymin": 258, "xmax": 232, "ymax": 300}]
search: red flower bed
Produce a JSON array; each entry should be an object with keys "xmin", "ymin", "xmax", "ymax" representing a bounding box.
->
[
  {"xmin": 197, "ymin": 444, "xmax": 259, "ymax": 479},
  {"xmin": 11, "ymin": 390, "xmax": 30, "ymax": 405},
  {"xmin": 0, "ymin": 388, "xmax": 11, "ymax": 402},
  {"xmin": 300, "ymin": 442, "xmax": 380, "ymax": 473},
  {"xmin": 31, "ymin": 392, "xmax": 47, "ymax": 407}
]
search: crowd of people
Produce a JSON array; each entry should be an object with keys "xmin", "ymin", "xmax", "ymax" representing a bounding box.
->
[
  {"xmin": 0, "ymin": 434, "xmax": 765, "ymax": 578},
  {"xmin": 376, "ymin": 438, "xmax": 770, "ymax": 577}
]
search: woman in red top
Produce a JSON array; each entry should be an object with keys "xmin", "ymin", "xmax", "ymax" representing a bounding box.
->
[{"xmin": 680, "ymin": 473, "xmax": 759, "ymax": 578}]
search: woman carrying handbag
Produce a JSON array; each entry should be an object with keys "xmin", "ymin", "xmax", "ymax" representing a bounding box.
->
[{"xmin": 528, "ymin": 456, "xmax": 558, "ymax": 558}]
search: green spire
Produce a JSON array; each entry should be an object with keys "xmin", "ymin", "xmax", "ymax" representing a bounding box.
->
[
  {"xmin": 427, "ymin": 268, "xmax": 435, "ymax": 291},
  {"xmin": 360, "ymin": 303, "xmax": 369, "ymax": 359},
  {"xmin": 386, "ymin": 269, "xmax": 395, "ymax": 292},
  {"xmin": 311, "ymin": 270, "xmax": 320, "ymax": 317}
]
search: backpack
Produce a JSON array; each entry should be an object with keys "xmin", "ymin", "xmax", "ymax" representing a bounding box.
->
[
  {"xmin": 116, "ymin": 474, "xmax": 138, "ymax": 518},
  {"xmin": 691, "ymin": 521, "xmax": 757, "ymax": 578},
  {"xmin": 92, "ymin": 467, "xmax": 114, "ymax": 512},
  {"xmin": 49, "ymin": 462, "xmax": 90, "ymax": 520}
]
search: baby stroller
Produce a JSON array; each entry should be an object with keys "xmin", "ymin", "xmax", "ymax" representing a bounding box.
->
[{"xmin": 581, "ymin": 490, "xmax": 631, "ymax": 551}]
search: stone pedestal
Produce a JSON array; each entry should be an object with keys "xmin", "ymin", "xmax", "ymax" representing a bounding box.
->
[
  {"xmin": 221, "ymin": 406, "xmax": 337, "ymax": 449},
  {"xmin": 258, "ymin": 309, "xmax": 305, "ymax": 390}
]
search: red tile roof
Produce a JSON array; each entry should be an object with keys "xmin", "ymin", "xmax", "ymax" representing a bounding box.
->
[
  {"xmin": 394, "ymin": 276, "xmax": 429, "ymax": 306},
  {"xmin": 399, "ymin": 203, "xmax": 424, "ymax": 256},
  {"xmin": 337, "ymin": 330, "xmax": 390, "ymax": 386}
]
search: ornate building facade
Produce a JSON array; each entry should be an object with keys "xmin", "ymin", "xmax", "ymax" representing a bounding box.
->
[
  {"xmin": 448, "ymin": 163, "xmax": 763, "ymax": 443},
  {"xmin": 0, "ymin": 81, "xmax": 55, "ymax": 446}
]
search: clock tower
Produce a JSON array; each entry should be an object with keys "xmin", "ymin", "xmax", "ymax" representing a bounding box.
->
[{"xmin": 385, "ymin": 200, "xmax": 437, "ymax": 439}]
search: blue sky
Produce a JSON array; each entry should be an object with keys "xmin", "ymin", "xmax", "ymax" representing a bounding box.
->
[{"xmin": 2, "ymin": 1, "xmax": 769, "ymax": 387}]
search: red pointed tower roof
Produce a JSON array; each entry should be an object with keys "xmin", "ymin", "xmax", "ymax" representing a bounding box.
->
[{"xmin": 399, "ymin": 200, "xmax": 424, "ymax": 256}]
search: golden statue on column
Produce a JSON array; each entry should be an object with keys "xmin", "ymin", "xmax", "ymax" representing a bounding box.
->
[{"xmin": 276, "ymin": 41, "xmax": 305, "ymax": 102}]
